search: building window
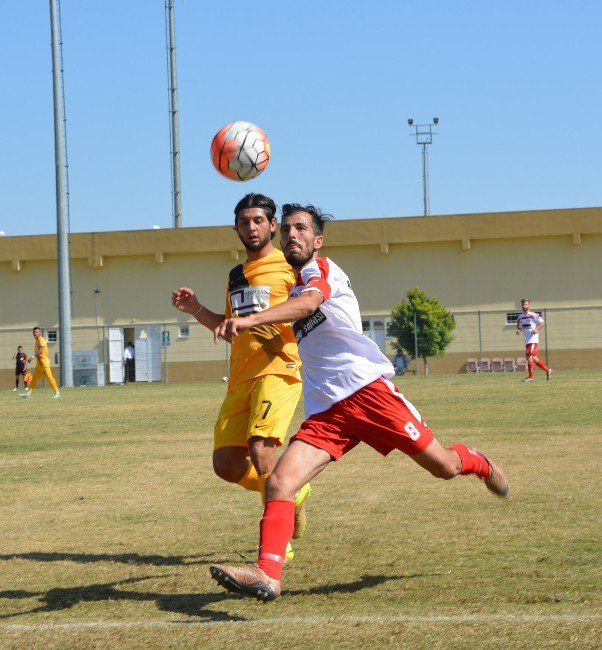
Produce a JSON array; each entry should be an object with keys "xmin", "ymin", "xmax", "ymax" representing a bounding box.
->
[
  {"xmin": 506, "ymin": 312, "xmax": 521, "ymax": 325},
  {"xmin": 385, "ymin": 319, "xmax": 393, "ymax": 339},
  {"xmin": 178, "ymin": 324, "xmax": 190, "ymax": 338},
  {"xmin": 47, "ymin": 330, "xmax": 58, "ymax": 342}
]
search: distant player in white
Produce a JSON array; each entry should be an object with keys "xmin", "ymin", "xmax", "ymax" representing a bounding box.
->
[
  {"xmin": 208, "ymin": 203, "xmax": 509, "ymax": 602},
  {"xmin": 516, "ymin": 298, "xmax": 552, "ymax": 382}
]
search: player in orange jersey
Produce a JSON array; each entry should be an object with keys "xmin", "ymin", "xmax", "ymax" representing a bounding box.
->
[
  {"xmin": 171, "ymin": 194, "xmax": 311, "ymax": 558},
  {"xmin": 19, "ymin": 327, "xmax": 60, "ymax": 399},
  {"xmin": 209, "ymin": 204, "xmax": 508, "ymax": 601}
]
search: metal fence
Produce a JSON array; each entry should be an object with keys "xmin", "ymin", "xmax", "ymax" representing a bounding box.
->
[
  {"xmin": 0, "ymin": 321, "xmax": 231, "ymax": 386},
  {"xmin": 414, "ymin": 305, "xmax": 602, "ymax": 374},
  {"xmin": 1, "ymin": 305, "xmax": 601, "ymax": 385}
]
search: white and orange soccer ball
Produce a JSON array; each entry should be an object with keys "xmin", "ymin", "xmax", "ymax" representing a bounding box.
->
[{"xmin": 210, "ymin": 121, "xmax": 270, "ymax": 181}]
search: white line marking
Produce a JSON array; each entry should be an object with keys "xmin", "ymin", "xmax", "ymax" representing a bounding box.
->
[{"xmin": 0, "ymin": 614, "xmax": 599, "ymax": 632}]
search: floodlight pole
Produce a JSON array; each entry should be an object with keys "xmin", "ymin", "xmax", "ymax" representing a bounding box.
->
[
  {"xmin": 408, "ymin": 118, "xmax": 439, "ymax": 216},
  {"xmin": 166, "ymin": 0, "xmax": 182, "ymax": 228},
  {"xmin": 421, "ymin": 143, "xmax": 429, "ymax": 216},
  {"xmin": 49, "ymin": 0, "xmax": 73, "ymax": 387}
]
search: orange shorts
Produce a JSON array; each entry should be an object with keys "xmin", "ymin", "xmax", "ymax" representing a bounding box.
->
[
  {"xmin": 525, "ymin": 343, "xmax": 540, "ymax": 357},
  {"xmin": 291, "ymin": 378, "xmax": 434, "ymax": 460}
]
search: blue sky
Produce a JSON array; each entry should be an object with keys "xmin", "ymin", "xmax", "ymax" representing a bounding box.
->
[{"xmin": 1, "ymin": 0, "xmax": 601, "ymax": 236}]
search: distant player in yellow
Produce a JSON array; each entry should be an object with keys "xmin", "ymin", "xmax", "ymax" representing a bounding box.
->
[
  {"xmin": 20, "ymin": 327, "xmax": 60, "ymax": 399},
  {"xmin": 171, "ymin": 194, "xmax": 311, "ymax": 557}
]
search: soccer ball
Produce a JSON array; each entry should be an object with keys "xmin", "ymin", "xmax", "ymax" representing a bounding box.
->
[{"xmin": 210, "ymin": 121, "xmax": 270, "ymax": 181}]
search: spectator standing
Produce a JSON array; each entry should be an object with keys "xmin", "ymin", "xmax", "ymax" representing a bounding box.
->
[{"xmin": 123, "ymin": 342, "xmax": 135, "ymax": 383}]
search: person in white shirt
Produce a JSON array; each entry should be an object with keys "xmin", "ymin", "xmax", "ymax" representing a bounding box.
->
[
  {"xmin": 123, "ymin": 342, "xmax": 135, "ymax": 384},
  {"xmin": 515, "ymin": 299, "xmax": 552, "ymax": 382},
  {"xmin": 208, "ymin": 203, "xmax": 509, "ymax": 602}
]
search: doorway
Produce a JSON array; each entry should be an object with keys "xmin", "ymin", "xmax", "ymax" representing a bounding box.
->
[{"xmin": 107, "ymin": 326, "xmax": 162, "ymax": 384}]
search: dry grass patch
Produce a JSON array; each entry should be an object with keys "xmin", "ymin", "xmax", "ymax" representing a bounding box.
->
[{"xmin": 0, "ymin": 372, "xmax": 600, "ymax": 647}]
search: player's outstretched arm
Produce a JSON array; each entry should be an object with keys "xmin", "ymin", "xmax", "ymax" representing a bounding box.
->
[
  {"xmin": 214, "ymin": 290, "xmax": 323, "ymax": 343},
  {"xmin": 171, "ymin": 287, "xmax": 224, "ymax": 332}
]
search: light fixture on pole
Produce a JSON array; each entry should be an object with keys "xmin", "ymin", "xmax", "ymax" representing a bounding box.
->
[{"xmin": 407, "ymin": 117, "xmax": 439, "ymax": 216}]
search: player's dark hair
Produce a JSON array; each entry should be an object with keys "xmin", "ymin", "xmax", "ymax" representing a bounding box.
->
[
  {"xmin": 234, "ymin": 194, "xmax": 277, "ymax": 240},
  {"xmin": 281, "ymin": 203, "xmax": 334, "ymax": 236},
  {"xmin": 521, "ymin": 298, "xmax": 530, "ymax": 305},
  {"xmin": 32, "ymin": 326, "xmax": 41, "ymax": 332}
]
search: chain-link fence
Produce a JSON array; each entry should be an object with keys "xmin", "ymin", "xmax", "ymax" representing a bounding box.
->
[
  {"xmin": 0, "ymin": 321, "xmax": 231, "ymax": 387},
  {"xmin": 1, "ymin": 305, "xmax": 601, "ymax": 386},
  {"xmin": 410, "ymin": 305, "xmax": 602, "ymax": 374}
]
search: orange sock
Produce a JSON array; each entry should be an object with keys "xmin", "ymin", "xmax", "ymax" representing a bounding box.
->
[
  {"xmin": 535, "ymin": 359, "xmax": 550, "ymax": 373},
  {"xmin": 528, "ymin": 361, "xmax": 535, "ymax": 378},
  {"xmin": 237, "ymin": 460, "xmax": 260, "ymax": 492},
  {"xmin": 237, "ymin": 461, "xmax": 270, "ymax": 505},
  {"xmin": 258, "ymin": 473, "xmax": 269, "ymax": 504}
]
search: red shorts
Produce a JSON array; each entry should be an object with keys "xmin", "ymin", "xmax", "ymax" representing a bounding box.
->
[
  {"xmin": 525, "ymin": 343, "xmax": 539, "ymax": 357},
  {"xmin": 291, "ymin": 378, "xmax": 434, "ymax": 460}
]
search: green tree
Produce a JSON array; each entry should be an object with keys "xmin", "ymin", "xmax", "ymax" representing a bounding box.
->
[{"xmin": 388, "ymin": 287, "xmax": 455, "ymax": 375}]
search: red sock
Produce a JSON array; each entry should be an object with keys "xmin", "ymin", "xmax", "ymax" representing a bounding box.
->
[
  {"xmin": 448, "ymin": 443, "xmax": 490, "ymax": 479},
  {"xmin": 257, "ymin": 500, "xmax": 295, "ymax": 580},
  {"xmin": 528, "ymin": 361, "xmax": 535, "ymax": 378},
  {"xmin": 535, "ymin": 359, "xmax": 550, "ymax": 373}
]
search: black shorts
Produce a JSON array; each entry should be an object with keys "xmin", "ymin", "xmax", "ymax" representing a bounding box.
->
[{"xmin": 16, "ymin": 366, "xmax": 26, "ymax": 376}]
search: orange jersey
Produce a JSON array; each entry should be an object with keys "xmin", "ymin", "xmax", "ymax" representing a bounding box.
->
[
  {"xmin": 35, "ymin": 336, "xmax": 50, "ymax": 366},
  {"xmin": 225, "ymin": 248, "xmax": 301, "ymax": 388}
]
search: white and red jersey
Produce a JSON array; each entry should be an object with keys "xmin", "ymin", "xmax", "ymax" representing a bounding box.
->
[
  {"xmin": 516, "ymin": 310, "xmax": 544, "ymax": 344},
  {"xmin": 289, "ymin": 256, "xmax": 394, "ymax": 418}
]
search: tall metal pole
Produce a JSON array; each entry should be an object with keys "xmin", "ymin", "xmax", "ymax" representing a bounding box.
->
[
  {"xmin": 477, "ymin": 310, "xmax": 482, "ymax": 366},
  {"xmin": 544, "ymin": 308, "xmax": 550, "ymax": 381},
  {"xmin": 422, "ymin": 143, "xmax": 429, "ymax": 216},
  {"xmin": 408, "ymin": 118, "xmax": 438, "ymax": 216},
  {"xmin": 49, "ymin": 0, "xmax": 73, "ymax": 387},
  {"xmin": 413, "ymin": 311, "xmax": 419, "ymax": 375},
  {"xmin": 166, "ymin": 0, "xmax": 182, "ymax": 228}
]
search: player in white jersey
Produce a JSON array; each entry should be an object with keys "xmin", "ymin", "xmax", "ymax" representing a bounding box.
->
[
  {"xmin": 516, "ymin": 298, "xmax": 552, "ymax": 382},
  {"xmin": 209, "ymin": 203, "xmax": 509, "ymax": 601},
  {"xmin": 289, "ymin": 255, "xmax": 393, "ymax": 417}
]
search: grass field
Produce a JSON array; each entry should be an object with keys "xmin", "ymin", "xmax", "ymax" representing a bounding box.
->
[{"xmin": 0, "ymin": 371, "xmax": 600, "ymax": 649}]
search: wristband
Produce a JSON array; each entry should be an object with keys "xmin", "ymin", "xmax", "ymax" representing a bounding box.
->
[{"xmin": 192, "ymin": 305, "xmax": 204, "ymax": 318}]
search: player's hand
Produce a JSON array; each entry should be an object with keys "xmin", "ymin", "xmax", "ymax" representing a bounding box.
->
[
  {"xmin": 171, "ymin": 287, "xmax": 201, "ymax": 315},
  {"xmin": 214, "ymin": 318, "xmax": 252, "ymax": 344},
  {"xmin": 27, "ymin": 357, "xmax": 34, "ymax": 363}
]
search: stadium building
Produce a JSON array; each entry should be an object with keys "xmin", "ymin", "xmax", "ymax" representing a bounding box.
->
[{"xmin": 1, "ymin": 206, "xmax": 601, "ymax": 385}]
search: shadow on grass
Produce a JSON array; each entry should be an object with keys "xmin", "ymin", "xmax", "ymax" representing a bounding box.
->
[
  {"xmin": 0, "ymin": 572, "xmax": 427, "ymax": 622},
  {"xmin": 286, "ymin": 572, "xmax": 433, "ymax": 596},
  {"xmin": 0, "ymin": 551, "xmax": 254, "ymax": 567},
  {"xmin": 0, "ymin": 576, "xmax": 247, "ymax": 623}
]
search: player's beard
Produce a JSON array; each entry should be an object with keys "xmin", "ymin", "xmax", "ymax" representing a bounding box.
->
[
  {"xmin": 284, "ymin": 243, "xmax": 315, "ymax": 270},
  {"xmin": 240, "ymin": 231, "xmax": 271, "ymax": 253}
]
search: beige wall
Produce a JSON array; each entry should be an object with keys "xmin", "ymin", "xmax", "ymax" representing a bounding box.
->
[
  {"xmin": 323, "ymin": 233, "xmax": 601, "ymax": 313},
  {"xmin": 1, "ymin": 207, "xmax": 601, "ymax": 378}
]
